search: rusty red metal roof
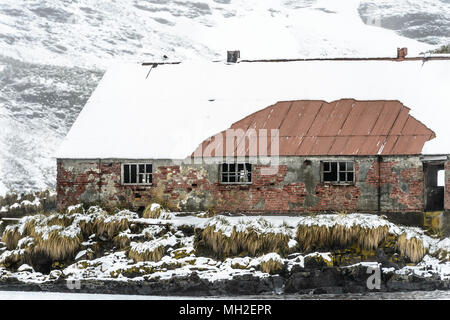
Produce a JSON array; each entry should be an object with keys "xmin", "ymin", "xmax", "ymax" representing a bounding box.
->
[{"xmin": 192, "ymin": 99, "xmax": 436, "ymax": 157}]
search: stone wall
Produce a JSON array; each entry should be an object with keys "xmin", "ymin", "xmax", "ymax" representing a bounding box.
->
[{"xmin": 57, "ymin": 156, "xmax": 426, "ymax": 213}]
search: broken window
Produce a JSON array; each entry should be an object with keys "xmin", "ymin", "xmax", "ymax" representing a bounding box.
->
[
  {"xmin": 123, "ymin": 163, "xmax": 152, "ymax": 185},
  {"xmin": 220, "ymin": 163, "xmax": 252, "ymax": 184},
  {"xmin": 322, "ymin": 161, "xmax": 354, "ymax": 183}
]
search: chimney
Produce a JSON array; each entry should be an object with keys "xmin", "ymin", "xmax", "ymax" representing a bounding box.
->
[
  {"xmin": 227, "ymin": 50, "xmax": 240, "ymax": 63},
  {"xmin": 397, "ymin": 47, "xmax": 408, "ymax": 60}
]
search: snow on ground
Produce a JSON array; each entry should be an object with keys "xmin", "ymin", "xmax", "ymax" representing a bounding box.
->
[
  {"xmin": 2, "ymin": 211, "xmax": 449, "ymax": 284},
  {"xmin": 0, "ymin": 290, "xmax": 205, "ymax": 300},
  {"xmin": 1, "ymin": 289, "xmax": 450, "ymax": 300},
  {"xmin": 0, "ymin": 182, "xmax": 7, "ymax": 197},
  {"xmin": 358, "ymin": 0, "xmax": 450, "ymax": 47}
]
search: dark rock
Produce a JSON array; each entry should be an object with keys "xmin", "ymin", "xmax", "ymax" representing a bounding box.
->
[
  {"xmin": 1, "ymin": 264, "xmax": 449, "ymax": 296},
  {"xmin": 376, "ymin": 248, "xmax": 399, "ymax": 270},
  {"xmin": 303, "ymin": 255, "xmax": 331, "ymax": 270}
]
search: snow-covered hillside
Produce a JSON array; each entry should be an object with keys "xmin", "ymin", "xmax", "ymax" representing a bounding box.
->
[
  {"xmin": 0, "ymin": 0, "xmax": 448, "ymax": 194},
  {"xmin": 359, "ymin": 0, "xmax": 450, "ymax": 46}
]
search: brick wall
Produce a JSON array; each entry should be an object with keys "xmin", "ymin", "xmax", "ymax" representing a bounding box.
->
[
  {"xmin": 445, "ymin": 161, "xmax": 450, "ymax": 211},
  {"xmin": 56, "ymin": 156, "xmax": 426, "ymax": 213},
  {"xmin": 378, "ymin": 158, "xmax": 424, "ymax": 212}
]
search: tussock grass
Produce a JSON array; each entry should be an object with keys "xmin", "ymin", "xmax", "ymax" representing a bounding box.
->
[
  {"xmin": 93, "ymin": 218, "xmax": 130, "ymax": 239},
  {"xmin": 295, "ymin": 224, "xmax": 426, "ymax": 263},
  {"xmin": 396, "ymin": 234, "xmax": 426, "ymax": 264},
  {"xmin": 195, "ymin": 226, "xmax": 291, "ymax": 260},
  {"xmin": 1, "ymin": 225, "xmax": 22, "ymax": 250},
  {"xmin": 1, "ymin": 208, "xmax": 137, "ymax": 271},
  {"xmin": 113, "ymin": 234, "xmax": 131, "ymax": 249},
  {"xmin": 295, "ymin": 224, "xmax": 390, "ymax": 252},
  {"xmin": 0, "ymin": 190, "xmax": 57, "ymax": 216},
  {"xmin": 33, "ymin": 230, "xmax": 82, "ymax": 261},
  {"xmin": 129, "ymin": 245, "xmax": 165, "ymax": 262},
  {"xmin": 75, "ymin": 207, "xmax": 135, "ymax": 239},
  {"xmin": 46, "ymin": 214, "xmax": 74, "ymax": 228},
  {"xmin": 1, "ymin": 223, "xmax": 82, "ymax": 266},
  {"xmin": 142, "ymin": 204, "xmax": 162, "ymax": 219},
  {"xmin": 260, "ymin": 259, "xmax": 283, "ymax": 274},
  {"xmin": 1, "ymin": 250, "xmax": 32, "ymax": 268}
]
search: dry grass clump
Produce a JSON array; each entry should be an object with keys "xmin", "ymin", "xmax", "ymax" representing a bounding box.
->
[
  {"xmin": 1, "ymin": 225, "xmax": 22, "ymax": 250},
  {"xmin": 142, "ymin": 204, "xmax": 162, "ymax": 219},
  {"xmin": 295, "ymin": 223, "xmax": 427, "ymax": 263},
  {"xmin": 93, "ymin": 217, "xmax": 130, "ymax": 239},
  {"xmin": 260, "ymin": 258, "xmax": 283, "ymax": 274},
  {"xmin": 295, "ymin": 224, "xmax": 390, "ymax": 253},
  {"xmin": 1, "ymin": 208, "xmax": 138, "ymax": 271},
  {"xmin": 128, "ymin": 244, "xmax": 165, "ymax": 262},
  {"xmin": 113, "ymin": 233, "xmax": 131, "ymax": 249},
  {"xmin": 0, "ymin": 250, "xmax": 31, "ymax": 268},
  {"xmin": 128, "ymin": 231, "xmax": 178, "ymax": 263},
  {"xmin": 1, "ymin": 215, "xmax": 42, "ymax": 249},
  {"xmin": 0, "ymin": 190, "xmax": 57, "ymax": 216},
  {"xmin": 66, "ymin": 204, "xmax": 85, "ymax": 215},
  {"xmin": 396, "ymin": 234, "xmax": 426, "ymax": 264},
  {"xmin": 74, "ymin": 207, "xmax": 137, "ymax": 239},
  {"xmin": 0, "ymin": 218, "xmax": 83, "ymax": 269},
  {"xmin": 195, "ymin": 225, "xmax": 291, "ymax": 260},
  {"xmin": 32, "ymin": 228, "xmax": 82, "ymax": 261},
  {"xmin": 46, "ymin": 214, "xmax": 74, "ymax": 228}
]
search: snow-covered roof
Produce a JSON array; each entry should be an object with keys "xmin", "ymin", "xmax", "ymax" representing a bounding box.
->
[{"xmin": 56, "ymin": 58, "xmax": 450, "ymax": 159}]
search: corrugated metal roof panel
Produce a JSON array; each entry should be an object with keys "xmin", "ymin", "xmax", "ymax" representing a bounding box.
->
[
  {"xmin": 320, "ymin": 100, "xmax": 353, "ymax": 136},
  {"xmin": 310, "ymin": 136, "xmax": 335, "ymax": 155},
  {"xmin": 281, "ymin": 100, "xmax": 323, "ymax": 137},
  {"xmin": 357, "ymin": 135, "xmax": 385, "ymax": 155},
  {"xmin": 390, "ymin": 106, "xmax": 410, "ymax": 135},
  {"xmin": 328, "ymin": 136, "xmax": 349, "ymax": 155},
  {"xmin": 195, "ymin": 99, "xmax": 435, "ymax": 157},
  {"xmin": 391, "ymin": 135, "xmax": 430, "ymax": 155},
  {"xmin": 370, "ymin": 101, "xmax": 401, "ymax": 135},
  {"xmin": 352, "ymin": 101, "xmax": 384, "ymax": 136},
  {"xmin": 380, "ymin": 135, "xmax": 399, "ymax": 155},
  {"xmin": 296, "ymin": 136, "xmax": 316, "ymax": 155}
]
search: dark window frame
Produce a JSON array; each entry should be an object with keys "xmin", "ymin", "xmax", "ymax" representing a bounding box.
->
[
  {"xmin": 122, "ymin": 163, "xmax": 153, "ymax": 185},
  {"xmin": 220, "ymin": 162, "xmax": 252, "ymax": 185},
  {"xmin": 321, "ymin": 161, "xmax": 355, "ymax": 184}
]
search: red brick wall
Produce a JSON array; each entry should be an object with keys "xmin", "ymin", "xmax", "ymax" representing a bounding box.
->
[
  {"xmin": 380, "ymin": 161, "xmax": 423, "ymax": 211},
  {"xmin": 364, "ymin": 159, "xmax": 423, "ymax": 212},
  {"xmin": 57, "ymin": 157, "xmax": 426, "ymax": 213},
  {"xmin": 445, "ymin": 161, "xmax": 450, "ymax": 211}
]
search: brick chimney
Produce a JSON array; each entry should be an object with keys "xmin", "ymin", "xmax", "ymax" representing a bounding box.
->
[
  {"xmin": 397, "ymin": 47, "xmax": 408, "ymax": 60},
  {"xmin": 227, "ymin": 50, "xmax": 240, "ymax": 63}
]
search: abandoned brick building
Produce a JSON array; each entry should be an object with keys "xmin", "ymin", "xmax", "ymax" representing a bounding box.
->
[{"xmin": 56, "ymin": 54, "xmax": 450, "ymax": 214}]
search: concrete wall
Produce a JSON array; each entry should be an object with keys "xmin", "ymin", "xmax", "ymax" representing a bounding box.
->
[{"xmin": 57, "ymin": 155, "xmax": 429, "ymax": 213}]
